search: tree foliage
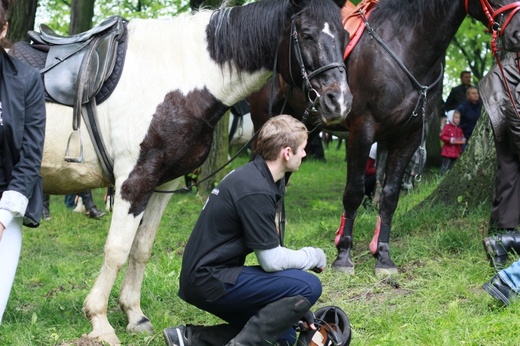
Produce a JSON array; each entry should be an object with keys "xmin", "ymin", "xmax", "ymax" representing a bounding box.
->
[
  {"xmin": 444, "ymin": 17, "xmax": 492, "ymax": 97},
  {"xmin": 35, "ymin": 0, "xmax": 193, "ymax": 34}
]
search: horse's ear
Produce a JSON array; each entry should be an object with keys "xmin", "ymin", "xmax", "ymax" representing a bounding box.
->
[
  {"xmin": 330, "ymin": 0, "xmax": 348, "ymax": 9},
  {"xmin": 290, "ymin": 0, "xmax": 306, "ymax": 10},
  {"xmin": 290, "ymin": 0, "xmax": 346, "ymax": 10}
]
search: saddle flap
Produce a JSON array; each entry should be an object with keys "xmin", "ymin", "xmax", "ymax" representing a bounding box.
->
[
  {"xmin": 42, "ymin": 17, "xmax": 125, "ymax": 106},
  {"xmin": 44, "ymin": 43, "xmax": 90, "ymax": 105}
]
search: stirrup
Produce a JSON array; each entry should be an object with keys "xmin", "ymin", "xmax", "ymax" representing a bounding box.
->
[{"xmin": 64, "ymin": 129, "xmax": 84, "ymax": 163}]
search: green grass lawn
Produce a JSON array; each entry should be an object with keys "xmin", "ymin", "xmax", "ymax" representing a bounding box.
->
[{"xmin": 1, "ymin": 141, "xmax": 520, "ymax": 345}]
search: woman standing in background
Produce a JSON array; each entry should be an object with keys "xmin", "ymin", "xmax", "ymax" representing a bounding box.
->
[{"xmin": 0, "ymin": 0, "xmax": 46, "ymax": 324}]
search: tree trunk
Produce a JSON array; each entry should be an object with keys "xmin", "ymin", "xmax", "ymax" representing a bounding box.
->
[
  {"xmin": 199, "ymin": 113, "xmax": 230, "ymax": 197},
  {"xmin": 69, "ymin": 0, "xmax": 95, "ymax": 34},
  {"xmin": 422, "ymin": 107, "xmax": 496, "ymax": 209},
  {"xmin": 192, "ymin": 0, "xmax": 230, "ymax": 196},
  {"xmin": 425, "ymin": 102, "xmax": 443, "ymax": 167},
  {"xmin": 6, "ymin": 0, "xmax": 38, "ymax": 45}
]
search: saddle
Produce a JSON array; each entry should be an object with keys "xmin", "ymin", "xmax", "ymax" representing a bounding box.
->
[
  {"xmin": 9, "ymin": 16, "xmax": 128, "ymax": 184},
  {"xmin": 28, "ymin": 15, "xmax": 126, "ymax": 111},
  {"xmin": 341, "ymin": 0, "xmax": 378, "ymax": 60}
]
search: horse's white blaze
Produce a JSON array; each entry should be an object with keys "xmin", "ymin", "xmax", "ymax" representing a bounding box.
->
[
  {"xmin": 323, "ymin": 22, "xmax": 334, "ymax": 38},
  {"xmin": 338, "ymin": 79, "xmax": 351, "ymax": 117}
]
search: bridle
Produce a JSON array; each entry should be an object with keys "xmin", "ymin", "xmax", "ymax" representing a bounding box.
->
[
  {"xmin": 271, "ymin": 11, "xmax": 347, "ymax": 243},
  {"xmin": 466, "ymin": 0, "xmax": 520, "ymax": 118},
  {"xmin": 358, "ymin": 9, "xmax": 443, "ymax": 182},
  {"xmin": 465, "ymin": 0, "xmax": 520, "ymax": 42},
  {"xmin": 286, "ymin": 12, "xmax": 346, "ymax": 123}
]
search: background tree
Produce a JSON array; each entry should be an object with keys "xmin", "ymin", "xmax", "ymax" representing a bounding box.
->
[
  {"xmin": 445, "ymin": 18, "xmax": 492, "ymax": 84},
  {"xmin": 69, "ymin": 0, "xmax": 94, "ymax": 34},
  {"xmin": 6, "ymin": 0, "xmax": 38, "ymax": 45},
  {"xmin": 427, "ymin": 18, "xmax": 492, "ymax": 166},
  {"xmin": 424, "ymin": 19, "xmax": 498, "ymax": 209},
  {"xmin": 191, "ymin": 0, "xmax": 231, "ymax": 195},
  {"xmin": 423, "ymin": 110, "xmax": 496, "ymax": 209}
]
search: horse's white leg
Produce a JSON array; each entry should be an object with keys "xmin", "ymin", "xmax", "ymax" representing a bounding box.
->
[
  {"xmin": 119, "ymin": 191, "xmax": 174, "ymax": 334},
  {"xmin": 84, "ymin": 193, "xmax": 143, "ymax": 346}
]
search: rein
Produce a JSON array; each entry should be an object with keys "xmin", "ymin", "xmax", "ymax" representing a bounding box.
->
[
  {"xmin": 154, "ymin": 129, "xmax": 260, "ymax": 194},
  {"xmin": 465, "ymin": 0, "xmax": 520, "ymax": 35},
  {"xmin": 359, "ymin": 10, "xmax": 443, "ymax": 180},
  {"xmin": 472, "ymin": 0, "xmax": 520, "ymax": 119}
]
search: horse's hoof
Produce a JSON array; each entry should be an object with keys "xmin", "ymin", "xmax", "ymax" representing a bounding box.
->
[
  {"xmin": 375, "ymin": 266, "xmax": 398, "ymax": 276},
  {"xmin": 127, "ymin": 316, "xmax": 154, "ymax": 335},
  {"xmin": 332, "ymin": 264, "xmax": 355, "ymax": 275},
  {"xmin": 332, "ymin": 256, "xmax": 355, "ymax": 274},
  {"xmin": 86, "ymin": 331, "xmax": 121, "ymax": 346}
]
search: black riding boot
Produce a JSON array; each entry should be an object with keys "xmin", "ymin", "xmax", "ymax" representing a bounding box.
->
[
  {"xmin": 163, "ymin": 324, "xmax": 239, "ymax": 346},
  {"xmin": 226, "ymin": 295, "xmax": 311, "ymax": 346},
  {"xmin": 483, "ymin": 231, "xmax": 520, "ymax": 270},
  {"xmin": 192, "ymin": 324, "xmax": 239, "ymax": 345}
]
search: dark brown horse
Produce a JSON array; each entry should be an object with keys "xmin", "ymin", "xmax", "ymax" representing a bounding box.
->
[
  {"xmin": 250, "ymin": 0, "xmax": 520, "ymax": 276},
  {"xmin": 10, "ymin": 0, "xmax": 352, "ymax": 343}
]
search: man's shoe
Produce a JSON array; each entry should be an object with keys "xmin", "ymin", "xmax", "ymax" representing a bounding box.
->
[
  {"xmin": 487, "ymin": 227, "xmax": 515, "ymax": 236},
  {"xmin": 483, "ymin": 274, "xmax": 516, "ymax": 306},
  {"xmin": 483, "ymin": 237, "xmax": 508, "ymax": 270},
  {"xmin": 87, "ymin": 207, "xmax": 106, "ymax": 219},
  {"xmin": 163, "ymin": 325, "xmax": 191, "ymax": 346}
]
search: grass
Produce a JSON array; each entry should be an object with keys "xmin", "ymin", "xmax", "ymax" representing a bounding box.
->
[{"xmin": 1, "ymin": 141, "xmax": 520, "ymax": 345}]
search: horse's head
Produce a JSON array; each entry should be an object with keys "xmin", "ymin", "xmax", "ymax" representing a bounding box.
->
[
  {"xmin": 466, "ymin": 0, "xmax": 520, "ymax": 51},
  {"xmin": 277, "ymin": 0, "xmax": 352, "ymax": 126}
]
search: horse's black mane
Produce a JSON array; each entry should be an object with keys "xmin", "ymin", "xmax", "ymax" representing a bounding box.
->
[
  {"xmin": 371, "ymin": 0, "xmax": 454, "ymax": 26},
  {"xmin": 206, "ymin": 0, "xmax": 342, "ymax": 73}
]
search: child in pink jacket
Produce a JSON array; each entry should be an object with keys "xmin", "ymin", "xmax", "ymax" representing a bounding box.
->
[{"xmin": 440, "ymin": 111, "xmax": 466, "ymax": 176}]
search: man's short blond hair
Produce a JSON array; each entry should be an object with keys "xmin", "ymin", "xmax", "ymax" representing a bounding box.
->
[{"xmin": 254, "ymin": 115, "xmax": 308, "ymax": 161}]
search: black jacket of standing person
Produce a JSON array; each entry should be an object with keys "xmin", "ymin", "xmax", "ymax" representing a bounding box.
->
[{"xmin": 0, "ymin": 48, "xmax": 46, "ymax": 227}]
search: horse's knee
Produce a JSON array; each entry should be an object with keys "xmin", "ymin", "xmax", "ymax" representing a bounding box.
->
[{"xmin": 104, "ymin": 246, "xmax": 132, "ymax": 270}]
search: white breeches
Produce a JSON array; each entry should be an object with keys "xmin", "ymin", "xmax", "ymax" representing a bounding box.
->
[{"xmin": 0, "ymin": 217, "xmax": 22, "ymax": 324}]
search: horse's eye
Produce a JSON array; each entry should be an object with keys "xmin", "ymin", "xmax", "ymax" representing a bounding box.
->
[{"xmin": 302, "ymin": 32, "xmax": 315, "ymax": 41}]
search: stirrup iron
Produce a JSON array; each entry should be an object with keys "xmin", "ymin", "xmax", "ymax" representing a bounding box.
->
[{"xmin": 64, "ymin": 129, "xmax": 84, "ymax": 163}]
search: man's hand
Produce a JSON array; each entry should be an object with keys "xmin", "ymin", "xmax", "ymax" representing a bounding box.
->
[
  {"xmin": 298, "ymin": 309, "xmax": 317, "ymax": 331},
  {"xmin": 314, "ymin": 248, "xmax": 326, "ymax": 272}
]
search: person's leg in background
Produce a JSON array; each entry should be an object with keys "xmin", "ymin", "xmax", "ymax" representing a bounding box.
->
[
  {"xmin": 482, "ymin": 139, "xmax": 520, "ymax": 270},
  {"xmin": 64, "ymin": 194, "xmax": 76, "ymax": 209},
  {"xmin": 42, "ymin": 194, "xmax": 51, "ymax": 220},
  {"xmin": 77, "ymin": 190, "xmax": 106, "ymax": 219},
  {"xmin": 483, "ymin": 258, "xmax": 520, "ymax": 306}
]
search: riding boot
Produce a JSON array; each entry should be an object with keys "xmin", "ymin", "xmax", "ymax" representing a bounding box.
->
[
  {"xmin": 483, "ymin": 231, "xmax": 520, "ymax": 270},
  {"xmin": 191, "ymin": 324, "xmax": 240, "ymax": 345},
  {"xmin": 226, "ymin": 295, "xmax": 311, "ymax": 346},
  {"xmin": 332, "ymin": 215, "xmax": 355, "ymax": 274}
]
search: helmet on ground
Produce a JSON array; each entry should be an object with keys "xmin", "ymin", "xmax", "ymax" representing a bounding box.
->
[{"xmin": 297, "ymin": 305, "xmax": 351, "ymax": 346}]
